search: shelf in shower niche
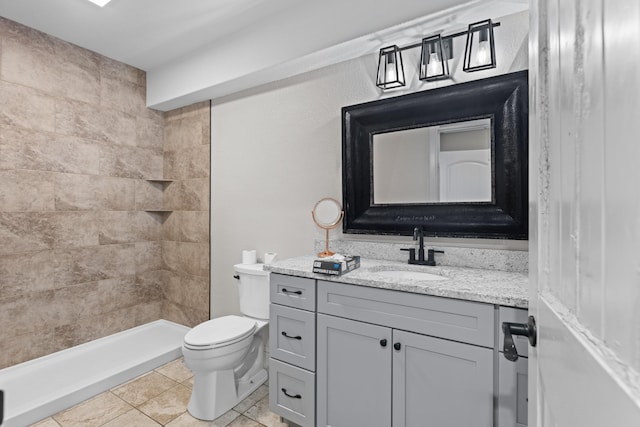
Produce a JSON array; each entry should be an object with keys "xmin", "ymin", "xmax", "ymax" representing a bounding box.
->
[
  {"xmin": 144, "ymin": 209, "xmax": 173, "ymax": 213},
  {"xmin": 145, "ymin": 179, "xmax": 174, "ymax": 184}
]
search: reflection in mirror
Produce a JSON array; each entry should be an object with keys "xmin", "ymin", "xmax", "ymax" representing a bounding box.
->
[{"xmin": 373, "ymin": 118, "xmax": 492, "ymax": 204}]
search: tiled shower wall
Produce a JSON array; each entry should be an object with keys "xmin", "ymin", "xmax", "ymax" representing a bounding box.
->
[
  {"xmin": 161, "ymin": 102, "xmax": 211, "ymax": 326},
  {"xmin": 0, "ymin": 18, "xmax": 210, "ymax": 369}
]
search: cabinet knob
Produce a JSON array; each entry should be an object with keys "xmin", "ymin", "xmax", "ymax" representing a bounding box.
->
[
  {"xmin": 394, "ymin": 342, "xmax": 402, "ymax": 351},
  {"xmin": 380, "ymin": 339, "xmax": 388, "ymax": 347}
]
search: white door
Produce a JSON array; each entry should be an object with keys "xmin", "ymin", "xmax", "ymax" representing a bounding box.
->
[
  {"xmin": 529, "ymin": 0, "xmax": 640, "ymax": 425},
  {"xmin": 438, "ymin": 149, "xmax": 491, "ymax": 202}
]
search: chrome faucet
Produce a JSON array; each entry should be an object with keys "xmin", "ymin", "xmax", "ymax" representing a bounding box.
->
[{"xmin": 400, "ymin": 226, "xmax": 444, "ymax": 266}]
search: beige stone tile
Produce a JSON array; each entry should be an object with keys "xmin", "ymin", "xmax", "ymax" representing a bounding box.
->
[
  {"xmin": 100, "ymin": 55, "xmax": 145, "ymax": 86},
  {"xmin": 138, "ymin": 384, "xmax": 191, "ymax": 425},
  {"xmin": 0, "ymin": 250, "xmax": 55, "ymax": 299},
  {"xmin": 233, "ymin": 385, "xmax": 269, "ymax": 414},
  {"xmin": 161, "ymin": 300, "xmax": 209, "ymax": 328},
  {"xmin": 98, "ymin": 211, "xmax": 162, "ymax": 245},
  {"xmin": 99, "ymin": 144, "xmax": 163, "ymax": 179},
  {"xmin": 164, "ymin": 145, "xmax": 210, "ymax": 180},
  {"xmin": 136, "ymin": 115, "xmax": 164, "ymax": 152},
  {"xmin": 30, "ymin": 417, "xmax": 61, "ymax": 426},
  {"xmin": 0, "ymin": 170, "xmax": 55, "ymax": 212},
  {"xmin": 166, "ymin": 410, "xmax": 241, "ymax": 427},
  {"xmin": 162, "ymin": 211, "xmax": 209, "ymax": 243},
  {"xmin": 0, "ymin": 325, "xmax": 61, "ymax": 368},
  {"xmin": 164, "ymin": 101, "xmax": 210, "ymax": 123},
  {"xmin": 135, "ymin": 180, "xmax": 166, "ymax": 211},
  {"xmin": 100, "ymin": 75, "xmax": 146, "ymax": 117},
  {"xmin": 0, "ymin": 126, "xmax": 101, "ymax": 174},
  {"xmin": 162, "ymin": 271, "xmax": 209, "ymax": 313},
  {"xmin": 163, "ymin": 179, "xmax": 210, "ymax": 211},
  {"xmin": 0, "ymin": 81, "xmax": 56, "ymax": 132},
  {"xmin": 0, "ymin": 212, "xmax": 54, "ymax": 255},
  {"xmin": 102, "ymin": 409, "xmax": 160, "ymax": 427},
  {"xmin": 1, "ymin": 31, "xmax": 101, "ymax": 104},
  {"xmin": 155, "ymin": 358, "xmax": 194, "ymax": 382},
  {"xmin": 135, "ymin": 242, "xmax": 164, "ymax": 273},
  {"xmin": 54, "ymin": 173, "xmax": 135, "ymax": 211},
  {"xmin": 162, "ymin": 241, "xmax": 209, "ymax": 277},
  {"xmin": 112, "ymin": 371, "xmax": 179, "ymax": 407},
  {"xmin": 50, "ymin": 212, "xmax": 101, "ymax": 249},
  {"xmin": 53, "ymin": 392, "xmax": 131, "ymax": 427},
  {"xmin": 54, "ymin": 244, "xmax": 136, "ymax": 286},
  {"xmin": 55, "ymin": 98, "xmax": 136, "ymax": 146},
  {"xmin": 243, "ymin": 396, "xmax": 288, "ymax": 427},
  {"xmin": 226, "ymin": 415, "xmax": 263, "ymax": 427}
]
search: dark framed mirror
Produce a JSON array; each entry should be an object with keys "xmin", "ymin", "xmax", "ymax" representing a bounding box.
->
[{"xmin": 342, "ymin": 70, "xmax": 528, "ymax": 239}]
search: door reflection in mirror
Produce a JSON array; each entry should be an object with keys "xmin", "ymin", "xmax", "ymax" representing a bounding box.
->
[{"xmin": 372, "ymin": 118, "xmax": 492, "ymax": 204}]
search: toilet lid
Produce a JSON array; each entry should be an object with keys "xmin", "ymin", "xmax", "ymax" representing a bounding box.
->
[{"xmin": 184, "ymin": 315, "xmax": 257, "ymax": 348}]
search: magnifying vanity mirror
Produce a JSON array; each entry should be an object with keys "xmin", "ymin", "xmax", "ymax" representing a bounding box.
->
[
  {"xmin": 312, "ymin": 197, "xmax": 344, "ymax": 257},
  {"xmin": 342, "ymin": 70, "xmax": 528, "ymax": 239}
]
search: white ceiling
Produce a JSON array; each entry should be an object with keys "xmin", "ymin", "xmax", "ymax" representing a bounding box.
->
[
  {"xmin": 0, "ymin": 0, "xmax": 529, "ymax": 109},
  {"xmin": 0, "ymin": 0, "xmax": 301, "ymax": 70}
]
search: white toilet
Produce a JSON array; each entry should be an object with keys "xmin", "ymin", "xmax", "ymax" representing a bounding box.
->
[{"xmin": 182, "ymin": 263, "xmax": 270, "ymax": 421}]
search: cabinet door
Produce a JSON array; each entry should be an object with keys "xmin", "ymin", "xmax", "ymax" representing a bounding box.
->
[
  {"xmin": 498, "ymin": 356, "xmax": 528, "ymax": 427},
  {"xmin": 317, "ymin": 314, "xmax": 392, "ymax": 427},
  {"xmin": 392, "ymin": 330, "xmax": 494, "ymax": 427}
]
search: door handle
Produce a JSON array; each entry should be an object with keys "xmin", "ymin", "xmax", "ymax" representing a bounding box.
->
[{"xmin": 502, "ymin": 315, "xmax": 537, "ymax": 362}]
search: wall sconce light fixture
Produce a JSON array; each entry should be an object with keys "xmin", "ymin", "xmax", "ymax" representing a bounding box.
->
[
  {"xmin": 463, "ymin": 19, "xmax": 497, "ymax": 72},
  {"xmin": 376, "ymin": 45, "xmax": 405, "ymax": 89},
  {"xmin": 376, "ymin": 19, "xmax": 499, "ymax": 90},
  {"xmin": 419, "ymin": 34, "xmax": 452, "ymax": 81}
]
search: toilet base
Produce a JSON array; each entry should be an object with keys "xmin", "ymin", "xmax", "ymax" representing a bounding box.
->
[{"xmin": 187, "ymin": 367, "xmax": 267, "ymax": 421}]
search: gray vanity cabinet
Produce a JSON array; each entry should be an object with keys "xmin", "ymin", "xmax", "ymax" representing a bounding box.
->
[
  {"xmin": 316, "ymin": 280, "xmax": 495, "ymax": 427},
  {"xmin": 392, "ymin": 330, "xmax": 493, "ymax": 427},
  {"xmin": 316, "ymin": 314, "xmax": 392, "ymax": 427}
]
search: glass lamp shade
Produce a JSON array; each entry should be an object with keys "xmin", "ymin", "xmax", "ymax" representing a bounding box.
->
[
  {"xmin": 419, "ymin": 35, "xmax": 449, "ymax": 81},
  {"xmin": 376, "ymin": 45, "xmax": 406, "ymax": 89},
  {"xmin": 463, "ymin": 19, "xmax": 497, "ymax": 72}
]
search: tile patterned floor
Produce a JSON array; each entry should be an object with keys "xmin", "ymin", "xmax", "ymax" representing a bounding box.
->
[{"xmin": 30, "ymin": 358, "xmax": 288, "ymax": 427}]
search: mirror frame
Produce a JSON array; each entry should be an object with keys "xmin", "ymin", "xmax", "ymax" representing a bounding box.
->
[{"xmin": 342, "ymin": 70, "xmax": 528, "ymax": 239}]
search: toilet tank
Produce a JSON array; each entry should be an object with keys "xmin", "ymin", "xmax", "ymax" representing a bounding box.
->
[{"xmin": 234, "ymin": 263, "xmax": 270, "ymax": 320}]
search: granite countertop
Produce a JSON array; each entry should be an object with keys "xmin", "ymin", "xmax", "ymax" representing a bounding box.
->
[{"xmin": 265, "ymin": 255, "xmax": 528, "ymax": 308}]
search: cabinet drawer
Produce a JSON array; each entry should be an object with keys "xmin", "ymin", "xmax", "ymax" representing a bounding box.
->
[
  {"xmin": 498, "ymin": 307, "xmax": 529, "ymax": 358},
  {"xmin": 270, "ymin": 304, "xmax": 316, "ymax": 371},
  {"xmin": 270, "ymin": 274, "xmax": 316, "ymax": 311},
  {"xmin": 317, "ymin": 280, "xmax": 494, "ymax": 348},
  {"xmin": 269, "ymin": 358, "xmax": 315, "ymax": 427}
]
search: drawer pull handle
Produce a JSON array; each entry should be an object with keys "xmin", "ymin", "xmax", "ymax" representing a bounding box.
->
[
  {"xmin": 281, "ymin": 288, "xmax": 302, "ymax": 295},
  {"xmin": 281, "ymin": 388, "xmax": 302, "ymax": 399},
  {"xmin": 281, "ymin": 331, "xmax": 302, "ymax": 340}
]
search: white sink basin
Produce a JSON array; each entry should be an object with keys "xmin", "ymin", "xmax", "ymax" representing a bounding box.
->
[{"xmin": 372, "ymin": 270, "xmax": 447, "ymax": 281}]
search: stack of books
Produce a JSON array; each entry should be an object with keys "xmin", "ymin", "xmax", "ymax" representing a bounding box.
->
[{"xmin": 312, "ymin": 255, "xmax": 361, "ymax": 276}]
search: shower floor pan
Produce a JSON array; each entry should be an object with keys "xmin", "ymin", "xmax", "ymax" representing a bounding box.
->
[{"xmin": 0, "ymin": 319, "xmax": 189, "ymax": 427}]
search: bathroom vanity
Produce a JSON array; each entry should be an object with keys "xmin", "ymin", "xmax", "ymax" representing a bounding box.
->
[{"xmin": 266, "ymin": 256, "xmax": 529, "ymax": 427}]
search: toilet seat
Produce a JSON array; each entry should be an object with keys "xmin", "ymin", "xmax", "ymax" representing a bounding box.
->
[{"xmin": 184, "ymin": 315, "xmax": 257, "ymax": 350}]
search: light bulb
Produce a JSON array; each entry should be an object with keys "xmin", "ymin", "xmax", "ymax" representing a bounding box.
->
[
  {"xmin": 427, "ymin": 52, "xmax": 442, "ymax": 77},
  {"xmin": 386, "ymin": 56, "xmax": 397, "ymax": 83},
  {"xmin": 476, "ymin": 40, "xmax": 489, "ymax": 66}
]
